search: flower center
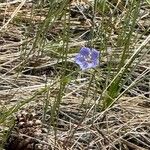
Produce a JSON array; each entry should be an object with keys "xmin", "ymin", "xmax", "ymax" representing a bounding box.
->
[{"xmin": 85, "ymin": 53, "xmax": 92, "ymax": 63}]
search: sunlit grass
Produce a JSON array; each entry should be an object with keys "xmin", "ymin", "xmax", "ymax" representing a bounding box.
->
[{"xmin": 0, "ymin": 0, "xmax": 149, "ymax": 149}]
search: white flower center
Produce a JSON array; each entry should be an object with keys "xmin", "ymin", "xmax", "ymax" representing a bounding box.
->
[{"xmin": 85, "ymin": 53, "xmax": 92, "ymax": 63}]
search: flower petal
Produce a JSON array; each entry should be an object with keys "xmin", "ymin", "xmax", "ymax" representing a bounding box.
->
[
  {"xmin": 79, "ymin": 47, "xmax": 90, "ymax": 57},
  {"xmin": 91, "ymin": 49, "xmax": 100, "ymax": 60},
  {"xmin": 88, "ymin": 63, "xmax": 95, "ymax": 68},
  {"xmin": 88, "ymin": 59, "xmax": 99, "ymax": 68},
  {"xmin": 80, "ymin": 62, "xmax": 89, "ymax": 70},
  {"xmin": 75, "ymin": 47, "xmax": 100, "ymax": 70},
  {"xmin": 75, "ymin": 55, "xmax": 85, "ymax": 65},
  {"xmin": 93, "ymin": 59, "xmax": 99, "ymax": 67}
]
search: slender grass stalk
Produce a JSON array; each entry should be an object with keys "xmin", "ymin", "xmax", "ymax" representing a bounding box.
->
[
  {"xmin": 49, "ymin": 1, "xmax": 71, "ymax": 146},
  {"xmin": 102, "ymin": 33, "xmax": 150, "ymax": 109},
  {"xmin": 24, "ymin": 0, "xmax": 69, "ymax": 58},
  {"xmin": 0, "ymin": 0, "xmax": 149, "ymax": 149},
  {"xmin": 101, "ymin": 0, "xmax": 145, "ymax": 110}
]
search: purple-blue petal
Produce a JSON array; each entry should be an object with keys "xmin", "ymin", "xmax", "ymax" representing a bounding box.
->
[
  {"xmin": 91, "ymin": 49, "xmax": 100, "ymax": 60},
  {"xmin": 88, "ymin": 62, "xmax": 97, "ymax": 68},
  {"xmin": 80, "ymin": 61, "xmax": 89, "ymax": 70},
  {"xmin": 79, "ymin": 47, "xmax": 90, "ymax": 57},
  {"xmin": 93, "ymin": 57, "xmax": 99, "ymax": 64},
  {"xmin": 75, "ymin": 55, "xmax": 85, "ymax": 65},
  {"xmin": 75, "ymin": 47, "xmax": 100, "ymax": 70},
  {"xmin": 93, "ymin": 59, "xmax": 99, "ymax": 66}
]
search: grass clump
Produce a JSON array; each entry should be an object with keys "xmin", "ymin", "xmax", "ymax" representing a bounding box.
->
[{"xmin": 0, "ymin": 0, "xmax": 149, "ymax": 149}]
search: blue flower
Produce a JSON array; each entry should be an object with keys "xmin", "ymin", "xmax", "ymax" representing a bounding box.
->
[{"xmin": 75, "ymin": 47, "xmax": 100, "ymax": 70}]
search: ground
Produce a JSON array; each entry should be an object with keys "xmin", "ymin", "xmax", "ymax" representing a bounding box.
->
[{"xmin": 0, "ymin": 0, "xmax": 150, "ymax": 150}]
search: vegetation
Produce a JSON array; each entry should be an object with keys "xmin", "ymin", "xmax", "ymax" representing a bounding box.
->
[{"xmin": 0, "ymin": 0, "xmax": 149, "ymax": 149}]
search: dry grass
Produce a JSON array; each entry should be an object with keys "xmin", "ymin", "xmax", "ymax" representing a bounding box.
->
[{"xmin": 0, "ymin": 0, "xmax": 150, "ymax": 149}]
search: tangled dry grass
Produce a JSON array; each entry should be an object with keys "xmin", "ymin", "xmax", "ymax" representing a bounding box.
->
[{"xmin": 0, "ymin": 0, "xmax": 150, "ymax": 149}]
